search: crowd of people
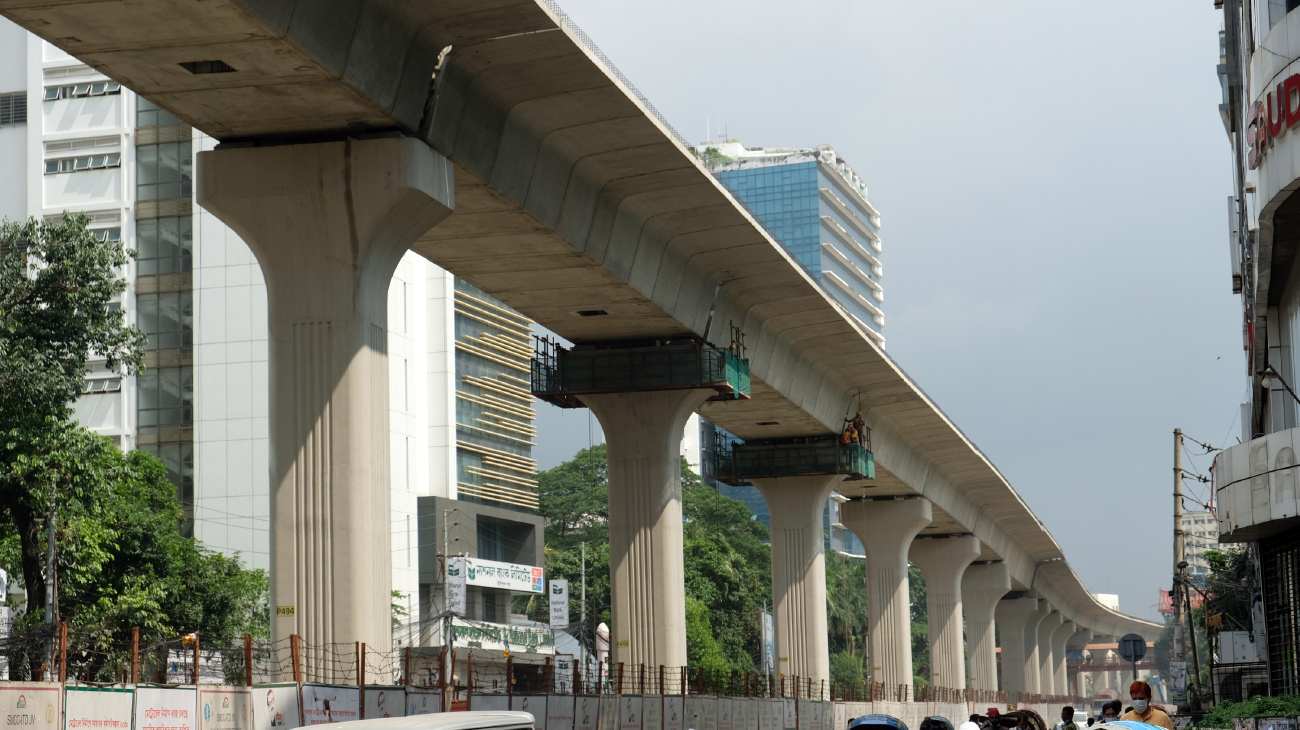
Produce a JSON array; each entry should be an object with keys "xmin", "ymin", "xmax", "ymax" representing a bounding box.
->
[{"xmin": 949, "ymin": 681, "xmax": 1175, "ymax": 730}]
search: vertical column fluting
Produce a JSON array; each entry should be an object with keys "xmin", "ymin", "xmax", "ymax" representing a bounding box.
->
[
  {"xmin": 995, "ymin": 596, "xmax": 1045, "ymax": 694},
  {"xmin": 583, "ymin": 389, "xmax": 715, "ymax": 671},
  {"xmin": 841, "ymin": 497, "xmax": 932, "ymax": 691},
  {"xmin": 1067, "ymin": 627, "xmax": 1093, "ymax": 698},
  {"xmin": 963, "ymin": 562, "xmax": 1011, "ymax": 692},
  {"xmin": 1038, "ymin": 610, "xmax": 1063, "ymax": 695},
  {"xmin": 752, "ymin": 475, "xmax": 843, "ymax": 686},
  {"xmin": 198, "ymin": 137, "xmax": 454, "ymax": 681},
  {"xmin": 1052, "ymin": 620, "xmax": 1077, "ymax": 696},
  {"xmin": 908, "ymin": 535, "xmax": 981, "ymax": 691}
]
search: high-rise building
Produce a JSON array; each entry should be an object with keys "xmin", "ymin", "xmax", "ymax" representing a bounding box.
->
[
  {"xmin": 684, "ymin": 138, "xmax": 884, "ymax": 557},
  {"xmin": 0, "ymin": 20, "xmax": 545, "ymax": 646}
]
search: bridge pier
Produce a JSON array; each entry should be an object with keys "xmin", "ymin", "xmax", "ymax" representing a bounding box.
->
[
  {"xmin": 751, "ymin": 475, "xmax": 843, "ymax": 686},
  {"xmin": 197, "ymin": 137, "xmax": 454, "ymax": 681},
  {"xmin": 582, "ymin": 389, "xmax": 715, "ymax": 671},
  {"xmin": 1037, "ymin": 609, "xmax": 1064, "ymax": 694},
  {"xmin": 842, "ymin": 497, "xmax": 932, "ymax": 691},
  {"xmin": 1068, "ymin": 627, "xmax": 1093, "ymax": 697},
  {"xmin": 909, "ymin": 535, "xmax": 981, "ymax": 690},
  {"xmin": 963, "ymin": 562, "xmax": 1011, "ymax": 691},
  {"xmin": 1052, "ymin": 620, "xmax": 1077, "ymax": 696},
  {"xmin": 996, "ymin": 595, "xmax": 1047, "ymax": 694}
]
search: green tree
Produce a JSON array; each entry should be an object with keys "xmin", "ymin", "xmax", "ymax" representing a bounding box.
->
[
  {"xmin": 909, "ymin": 562, "xmax": 930, "ymax": 686},
  {"xmin": 1, "ymin": 213, "xmax": 146, "ymax": 654},
  {"xmin": 830, "ymin": 650, "xmax": 865, "ymax": 687},
  {"xmin": 534, "ymin": 445, "xmax": 771, "ymax": 673},
  {"xmin": 0, "ymin": 432, "xmax": 268, "ymax": 680},
  {"xmin": 826, "ymin": 550, "xmax": 868, "ymax": 659}
]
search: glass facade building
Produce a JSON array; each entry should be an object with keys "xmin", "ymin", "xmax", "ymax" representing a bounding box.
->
[{"xmin": 687, "ymin": 140, "xmax": 884, "ymax": 557}]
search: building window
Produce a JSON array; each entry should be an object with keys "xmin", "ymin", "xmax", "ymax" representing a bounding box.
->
[
  {"xmin": 136, "ymin": 142, "xmax": 192, "ymax": 201},
  {"xmin": 136, "ymin": 96, "xmax": 181, "ymax": 127},
  {"xmin": 43, "ymin": 81, "xmax": 121, "ymax": 101},
  {"xmin": 137, "ymin": 366, "xmax": 193, "ymax": 430},
  {"xmin": 136, "ymin": 216, "xmax": 192, "ymax": 275},
  {"xmin": 82, "ymin": 378, "xmax": 122, "ymax": 394},
  {"xmin": 140, "ymin": 440, "xmax": 194, "ymax": 521},
  {"xmin": 137, "ymin": 290, "xmax": 193, "ymax": 350},
  {"xmin": 1262, "ymin": 526, "xmax": 1300, "ymax": 695},
  {"xmin": 44, "ymin": 153, "xmax": 121, "ymax": 174},
  {"xmin": 0, "ymin": 91, "xmax": 26, "ymax": 126}
]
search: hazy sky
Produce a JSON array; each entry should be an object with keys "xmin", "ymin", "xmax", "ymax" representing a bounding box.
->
[{"xmin": 532, "ymin": 0, "xmax": 1238, "ymax": 622}]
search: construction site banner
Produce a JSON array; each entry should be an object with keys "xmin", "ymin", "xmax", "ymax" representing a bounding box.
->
[
  {"xmin": 736, "ymin": 698, "xmax": 756, "ymax": 730},
  {"xmin": 718, "ymin": 698, "xmax": 733, "ymax": 730},
  {"xmin": 2, "ymin": 682, "xmax": 62, "ymax": 730},
  {"xmin": 404, "ymin": 689, "xmax": 440, "ymax": 716},
  {"xmin": 597, "ymin": 695, "xmax": 618, "ymax": 730},
  {"xmin": 510, "ymin": 695, "xmax": 547, "ymax": 730},
  {"xmin": 781, "ymin": 699, "xmax": 796, "ymax": 730},
  {"xmin": 64, "ymin": 686, "xmax": 132, "ymax": 730},
  {"xmin": 832, "ymin": 703, "xmax": 846, "ymax": 730},
  {"xmin": 250, "ymin": 684, "xmax": 299, "ymax": 730},
  {"xmin": 547, "ymin": 694, "xmax": 575, "ymax": 730},
  {"xmin": 135, "ymin": 686, "xmax": 196, "ymax": 730},
  {"xmin": 619, "ymin": 696, "xmax": 642, "ymax": 730},
  {"xmin": 300, "ymin": 685, "xmax": 358, "ymax": 726},
  {"xmin": 575, "ymin": 696, "xmax": 599, "ymax": 730},
  {"xmin": 662, "ymin": 696, "xmax": 683, "ymax": 730},
  {"xmin": 758, "ymin": 698, "xmax": 778, "ymax": 730},
  {"xmin": 642, "ymin": 696, "xmax": 662, "ymax": 730},
  {"xmin": 844, "ymin": 704, "xmax": 868, "ymax": 721},
  {"xmin": 362, "ymin": 688, "xmax": 404, "ymax": 720},
  {"xmin": 198, "ymin": 687, "xmax": 252, "ymax": 730},
  {"xmin": 468, "ymin": 696, "xmax": 507, "ymax": 712}
]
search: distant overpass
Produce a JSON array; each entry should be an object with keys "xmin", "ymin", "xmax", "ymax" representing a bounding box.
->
[{"xmin": 2, "ymin": 0, "xmax": 1161, "ymax": 693}]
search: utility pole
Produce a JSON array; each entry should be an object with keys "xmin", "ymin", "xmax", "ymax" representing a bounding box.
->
[
  {"xmin": 44, "ymin": 476, "xmax": 58, "ymax": 678},
  {"xmin": 581, "ymin": 541, "xmax": 588, "ymax": 684},
  {"xmin": 1172, "ymin": 429, "xmax": 1188, "ymax": 708}
]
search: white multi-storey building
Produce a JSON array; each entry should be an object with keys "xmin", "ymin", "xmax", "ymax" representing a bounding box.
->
[{"xmin": 0, "ymin": 20, "xmax": 545, "ymax": 635}]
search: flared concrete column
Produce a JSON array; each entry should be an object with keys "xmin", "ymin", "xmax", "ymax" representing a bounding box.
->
[
  {"xmin": 1068, "ymin": 628, "xmax": 1092, "ymax": 698},
  {"xmin": 995, "ymin": 596, "xmax": 1045, "ymax": 693},
  {"xmin": 962, "ymin": 562, "xmax": 1011, "ymax": 691},
  {"xmin": 1051, "ymin": 620, "xmax": 1076, "ymax": 696},
  {"xmin": 1037, "ymin": 610, "xmax": 1063, "ymax": 695},
  {"xmin": 909, "ymin": 535, "xmax": 981, "ymax": 690},
  {"xmin": 841, "ymin": 497, "xmax": 932, "ymax": 691},
  {"xmin": 582, "ymin": 389, "xmax": 714, "ymax": 671},
  {"xmin": 752, "ymin": 475, "xmax": 842, "ymax": 685},
  {"xmin": 197, "ymin": 137, "xmax": 454, "ymax": 681},
  {"xmin": 1033, "ymin": 604, "xmax": 1058, "ymax": 694}
]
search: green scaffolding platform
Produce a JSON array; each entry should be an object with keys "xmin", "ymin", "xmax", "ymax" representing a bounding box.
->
[
  {"xmin": 531, "ymin": 336, "xmax": 750, "ymax": 409},
  {"xmin": 715, "ymin": 436, "xmax": 874, "ymax": 486}
]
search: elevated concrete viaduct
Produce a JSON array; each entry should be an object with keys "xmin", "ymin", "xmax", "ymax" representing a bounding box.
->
[{"xmin": 1, "ymin": 0, "xmax": 1162, "ymax": 687}]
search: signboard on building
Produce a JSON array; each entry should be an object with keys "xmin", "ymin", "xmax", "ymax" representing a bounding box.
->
[
  {"xmin": 65, "ymin": 686, "xmax": 133, "ymax": 730},
  {"xmin": 550, "ymin": 580, "xmax": 570, "ymax": 628},
  {"xmin": 430, "ymin": 617, "xmax": 556, "ymax": 654},
  {"xmin": 554, "ymin": 654, "xmax": 576, "ymax": 693},
  {"xmin": 461, "ymin": 557, "xmax": 544, "ymax": 594},
  {"xmin": 448, "ymin": 557, "xmax": 467, "ymax": 615}
]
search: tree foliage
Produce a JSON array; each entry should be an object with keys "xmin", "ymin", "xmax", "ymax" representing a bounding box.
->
[{"xmin": 533, "ymin": 444, "xmax": 771, "ymax": 672}]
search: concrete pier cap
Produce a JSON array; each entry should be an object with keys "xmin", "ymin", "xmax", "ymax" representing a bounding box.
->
[
  {"xmin": 196, "ymin": 136, "xmax": 454, "ymax": 680},
  {"xmin": 908, "ymin": 534, "xmax": 981, "ymax": 690},
  {"xmin": 841, "ymin": 496, "xmax": 932, "ymax": 690},
  {"xmin": 752, "ymin": 475, "xmax": 844, "ymax": 686}
]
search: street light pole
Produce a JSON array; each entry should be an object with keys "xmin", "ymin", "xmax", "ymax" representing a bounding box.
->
[{"xmin": 1172, "ymin": 430, "xmax": 1187, "ymax": 707}]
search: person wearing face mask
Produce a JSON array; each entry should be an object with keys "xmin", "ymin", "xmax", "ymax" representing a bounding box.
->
[
  {"xmin": 1120, "ymin": 681, "xmax": 1173, "ymax": 730},
  {"xmin": 1098, "ymin": 701, "xmax": 1122, "ymax": 724}
]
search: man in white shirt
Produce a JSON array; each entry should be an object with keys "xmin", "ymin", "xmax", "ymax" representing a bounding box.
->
[{"xmin": 959, "ymin": 715, "xmax": 982, "ymax": 730}]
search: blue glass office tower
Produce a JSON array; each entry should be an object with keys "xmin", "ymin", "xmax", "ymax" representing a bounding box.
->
[
  {"xmin": 706, "ymin": 142, "xmax": 884, "ymax": 346},
  {"xmin": 692, "ymin": 140, "xmax": 883, "ymax": 557}
]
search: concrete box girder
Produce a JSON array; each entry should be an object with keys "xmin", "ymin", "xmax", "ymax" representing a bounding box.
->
[{"xmin": 0, "ymin": 0, "xmax": 1163, "ymax": 639}]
